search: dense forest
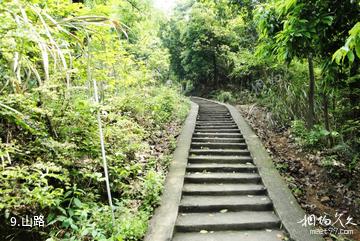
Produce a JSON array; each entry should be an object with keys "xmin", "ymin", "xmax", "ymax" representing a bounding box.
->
[{"xmin": 0, "ymin": 0, "xmax": 359, "ymax": 241}]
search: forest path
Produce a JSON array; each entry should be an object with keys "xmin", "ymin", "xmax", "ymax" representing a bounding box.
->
[{"xmin": 145, "ymin": 97, "xmax": 324, "ymax": 241}]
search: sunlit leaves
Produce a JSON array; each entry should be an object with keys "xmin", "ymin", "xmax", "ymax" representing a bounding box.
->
[{"xmin": 333, "ymin": 22, "xmax": 360, "ymax": 64}]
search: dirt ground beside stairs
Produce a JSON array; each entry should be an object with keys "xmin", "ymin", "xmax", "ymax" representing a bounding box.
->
[{"xmin": 236, "ymin": 104, "xmax": 360, "ymax": 241}]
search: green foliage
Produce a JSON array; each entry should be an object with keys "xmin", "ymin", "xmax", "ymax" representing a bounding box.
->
[
  {"xmin": 212, "ymin": 90, "xmax": 235, "ymax": 103},
  {"xmin": 46, "ymin": 203, "xmax": 150, "ymax": 241},
  {"xmin": 140, "ymin": 170, "xmax": 164, "ymax": 212},
  {"xmin": 257, "ymin": 61, "xmax": 312, "ymax": 123},
  {"xmin": 255, "ymin": 0, "xmax": 360, "ymax": 129},
  {"xmin": 229, "ymin": 49, "xmax": 268, "ymax": 83},
  {"xmin": 162, "ymin": 0, "xmax": 255, "ymax": 89},
  {"xmin": 0, "ymin": 162, "xmax": 68, "ymax": 210},
  {"xmin": 291, "ymin": 120, "xmax": 339, "ymax": 148},
  {"xmin": 115, "ymin": 209, "xmax": 149, "ymax": 241},
  {"xmin": 333, "ymin": 22, "xmax": 360, "ymax": 64},
  {"xmin": 0, "ymin": 86, "xmax": 189, "ymax": 240},
  {"xmin": 0, "ymin": 0, "xmax": 190, "ymax": 240},
  {"xmin": 181, "ymin": 79, "xmax": 195, "ymax": 95}
]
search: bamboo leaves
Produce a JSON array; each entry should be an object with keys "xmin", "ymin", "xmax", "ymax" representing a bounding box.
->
[
  {"xmin": 1, "ymin": 3, "xmax": 67, "ymax": 91},
  {"xmin": 0, "ymin": 1, "xmax": 123, "ymax": 92}
]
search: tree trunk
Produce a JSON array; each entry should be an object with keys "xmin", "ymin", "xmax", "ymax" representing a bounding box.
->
[
  {"xmin": 322, "ymin": 92, "xmax": 333, "ymax": 146},
  {"xmin": 323, "ymin": 93, "xmax": 330, "ymax": 131},
  {"xmin": 307, "ymin": 54, "xmax": 315, "ymax": 128},
  {"xmin": 213, "ymin": 51, "xmax": 218, "ymax": 87}
]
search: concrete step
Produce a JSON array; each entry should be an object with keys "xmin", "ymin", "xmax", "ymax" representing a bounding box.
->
[
  {"xmin": 191, "ymin": 142, "xmax": 247, "ymax": 149},
  {"xmin": 172, "ymin": 230, "xmax": 285, "ymax": 241},
  {"xmin": 199, "ymin": 112, "xmax": 229, "ymax": 115},
  {"xmin": 197, "ymin": 119, "xmax": 233, "ymax": 122},
  {"xmin": 190, "ymin": 149, "xmax": 250, "ymax": 156},
  {"xmin": 200, "ymin": 111, "xmax": 227, "ymax": 112},
  {"xmin": 198, "ymin": 115, "xmax": 231, "ymax": 118},
  {"xmin": 194, "ymin": 129, "xmax": 240, "ymax": 133},
  {"xmin": 196, "ymin": 121, "xmax": 235, "ymax": 124},
  {"xmin": 198, "ymin": 116, "xmax": 232, "ymax": 118},
  {"xmin": 200, "ymin": 106, "xmax": 227, "ymax": 108},
  {"xmin": 195, "ymin": 125, "xmax": 238, "ymax": 129},
  {"xmin": 184, "ymin": 172, "xmax": 261, "ymax": 183},
  {"xmin": 182, "ymin": 183, "xmax": 266, "ymax": 195},
  {"xmin": 175, "ymin": 211, "xmax": 281, "ymax": 232},
  {"xmin": 199, "ymin": 114, "xmax": 230, "ymax": 116},
  {"xmin": 186, "ymin": 163, "xmax": 256, "ymax": 172},
  {"xmin": 192, "ymin": 137, "xmax": 244, "ymax": 143},
  {"xmin": 193, "ymin": 133, "xmax": 243, "ymax": 138},
  {"xmin": 199, "ymin": 112, "xmax": 230, "ymax": 114},
  {"xmin": 198, "ymin": 112, "xmax": 229, "ymax": 114},
  {"xmin": 196, "ymin": 124, "xmax": 236, "ymax": 127},
  {"xmin": 199, "ymin": 106, "xmax": 227, "ymax": 109},
  {"xmin": 198, "ymin": 115, "xmax": 231, "ymax": 117},
  {"xmin": 179, "ymin": 195, "xmax": 272, "ymax": 212},
  {"xmin": 188, "ymin": 155, "xmax": 252, "ymax": 164}
]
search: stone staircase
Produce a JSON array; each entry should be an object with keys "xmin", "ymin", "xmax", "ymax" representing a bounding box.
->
[{"xmin": 172, "ymin": 98, "xmax": 285, "ymax": 241}]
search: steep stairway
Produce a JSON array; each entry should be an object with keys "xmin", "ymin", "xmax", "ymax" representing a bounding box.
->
[{"xmin": 171, "ymin": 98, "xmax": 285, "ymax": 241}]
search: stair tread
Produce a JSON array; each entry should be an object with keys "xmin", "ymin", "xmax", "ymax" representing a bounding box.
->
[
  {"xmin": 196, "ymin": 121, "xmax": 235, "ymax": 124},
  {"xmin": 194, "ymin": 133, "xmax": 241, "ymax": 135},
  {"xmin": 188, "ymin": 156, "xmax": 253, "ymax": 164},
  {"xmin": 187, "ymin": 163, "xmax": 255, "ymax": 168},
  {"xmin": 180, "ymin": 195, "xmax": 271, "ymax": 207},
  {"xmin": 172, "ymin": 230, "xmax": 285, "ymax": 241},
  {"xmin": 185, "ymin": 172, "xmax": 260, "ymax": 179},
  {"xmin": 190, "ymin": 149, "xmax": 250, "ymax": 155},
  {"xmin": 189, "ymin": 155, "xmax": 251, "ymax": 159},
  {"xmin": 183, "ymin": 183, "xmax": 265, "ymax": 193},
  {"xmin": 192, "ymin": 142, "xmax": 247, "ymax": 147},
  {"xmin": 175, "ymin": 211, "xmax": 280, "ymax": 227},
  {"xmin": 192, "ymin": 137, "xmax": 244, "ymax": 141},
  {"xmin": 192, "ymin": 142, "xmax": 245, "ymax": 145},
  {"xmin": 195, "ymin": 126, "xmax": 239, "ymax": 132},
  {"xmin": 190, "ymin": 149, "xmax": 249, "ymax": 152},
  {"xmin": 195, "ymin": 127, "xmax": 238, "ymax": 129}
]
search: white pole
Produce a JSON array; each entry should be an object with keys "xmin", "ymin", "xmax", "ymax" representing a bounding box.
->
[
  {"xmin": 86, "ymin": 34, "xmax": 115, "ymax": 225},
  {"xmin": 93, "ymin": 79, "xmax": 115, "ymax": 225}
]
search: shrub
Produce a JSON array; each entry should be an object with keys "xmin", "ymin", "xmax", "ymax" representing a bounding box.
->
[
  {"xmin": 214, "ymin": 90, "xmax": 235, "ymax": 103},
  {"xmin": 291, "ymin": 120, "xmax": 339, "ymax": 148},
  {"xmin": 0, "ymin": 86, "xmax": 190, "ymax": 240}
]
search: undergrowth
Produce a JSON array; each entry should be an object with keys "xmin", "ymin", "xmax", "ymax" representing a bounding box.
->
[{"xmin": 0, "ymin": 86, "xmax": 190, "ymax": 241}]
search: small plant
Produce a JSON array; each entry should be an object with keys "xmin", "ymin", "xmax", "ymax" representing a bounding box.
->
[
  {"xmin": 214, "ymin": 91, "xmax": 235, "ymax": 103},
  {"xmin": 292, "ymin": 187, "xmax": 303, "ymax": 197},
  {"xmin": 275, "ymin": 162, "xmax": 289, "ymax": 172},
  {"xmin": 140, "ymin": 170, "xmax": 164, "ymax": 212},
  {"xmin": 291, "ymin": 120, "xmax": 339, "ymax": 148}
]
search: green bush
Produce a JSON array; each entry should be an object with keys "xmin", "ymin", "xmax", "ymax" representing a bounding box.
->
[
  {"xmin": 0, "ymin": 86, "xmax": 190, "ymax": 241},
  {"xmin": 140, "ymin": 170, "xmax": 164, "ymax": 212},
  {"xmin": 213, "ymin": 90, "xmax": 235, "ymax": 103},
  {"xmin": 291, "ymin": 120, "xmax": 339, "ymax": 148}
]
